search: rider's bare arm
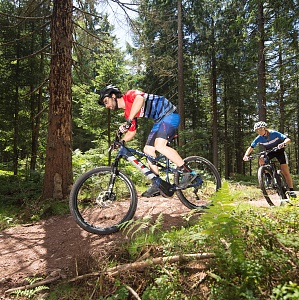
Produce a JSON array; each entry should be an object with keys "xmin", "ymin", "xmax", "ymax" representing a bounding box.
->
[
  {"xmin": 278, "ymin": 137, "xmax": 291, "ymax": 149},
  {"xmin": 243, "ymin": 146, "xmax": 253, "ymax": 161},
  {"xmin": 122, "ymin": 130, "xmax": 136, "ymax": 143},
  {"xmin": 128, "ymin": 94, "xmax": 145, "ymax": 121}
]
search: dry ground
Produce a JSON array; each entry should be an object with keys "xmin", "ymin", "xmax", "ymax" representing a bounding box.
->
[{"xmin": 0, "ymin": 194, "xmax": 276, "ymax": 298}]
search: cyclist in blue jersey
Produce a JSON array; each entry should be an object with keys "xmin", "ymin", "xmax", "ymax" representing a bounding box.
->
[
  {"xmin": 243, "ymin": 121, "xmax": 296, "ymax": 198},
  {"xmin": 98, "ymin": 84, "xmax": 195, "ymax": 197}
]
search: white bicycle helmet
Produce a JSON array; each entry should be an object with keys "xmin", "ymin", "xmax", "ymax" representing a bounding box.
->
[{"xmin": 253, "ymin": 121, "xmax": 267, "ymax": 131}]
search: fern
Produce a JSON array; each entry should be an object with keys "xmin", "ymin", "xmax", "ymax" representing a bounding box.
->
[
  {"xmin": 11, "ymin": 285, "xmax": 49, "ymax": 298},
  {"xmin": 199, "ymin": 181, "xmax": 248, "ymax": 263},
  {"xmin": 120, "ymin": 215, "xmax": 152, "ymax": 237},
  {"xmin": 120, "ymin": 213, "xmax": 164, "ymax": 239}
]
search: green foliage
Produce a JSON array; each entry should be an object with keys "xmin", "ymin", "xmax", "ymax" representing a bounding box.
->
[
  {"xmin": 202, "ymin": 188, "xmax": 299, "ymax": 299},
  {"xmin": 142, "ymin": 266, "xmax": 190, "ymax": 300},
  {"xmin": 116, "ymin": 181, "xmax": 299, "ymax": 299},
  {"xmin": 122, "ymin": 214, "xmax": 164, "ymax": 258},
  {"xmin": 10, "ymin": 277, "xmax": 49, "ymax": 299},
  {"xmin": 104, "ymin": 280, "xmax": 129, "ymax": 300},
  {"xmin": 0, "ymin": 173, "xmax": 69, "ymax": 229},
  {"xmin": 11, "ymin": 285, "xmax": 49, "ymax": 298},
  {"xmin": 72, "ymin": 148, "xmax": 109, "ymax": 178},
  {"xmin": 124, "ymin": 214, "xmax": 164, "ymax": 237},
  {"xmin": 271, "ymin": 282, "xmax": 299, "ymax": 300},
  {"xmin": 0, "ymin": 173, "xmax": 42, "ymax": 228}
]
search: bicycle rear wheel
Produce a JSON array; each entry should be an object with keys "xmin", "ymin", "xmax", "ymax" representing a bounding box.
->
[
  {"xmin": 258, "ymin": 166, "xmax": 283, "ymax": 206},
  {"xmin": 69, "ymin": 167, "xmax": 138, "ymax": 235},
  {"xmin": 174, "ymin": 156, "xmax": 221, "ymax": 209}
]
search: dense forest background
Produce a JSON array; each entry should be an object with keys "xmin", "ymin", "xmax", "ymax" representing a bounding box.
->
[{"xmin": 0, "ymin": 0, "xmax": 298, "ymax": 200}]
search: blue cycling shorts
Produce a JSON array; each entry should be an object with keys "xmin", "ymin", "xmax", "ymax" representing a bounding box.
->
[{"xmin": 146, "ymin": 113, "xmax": 180, "ymax": 146}]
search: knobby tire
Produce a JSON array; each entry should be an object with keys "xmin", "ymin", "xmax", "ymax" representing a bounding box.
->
[
  {"xmin": 69, "ymin": 167, "xmax": 138, "ymax": 235},
  {"xmin": 257, "ymin": 166, "xmax": 287, "ymax": 206},
  {"xmin": 174, "ymin": 156, "xmax": 221, "ymax": 209}
]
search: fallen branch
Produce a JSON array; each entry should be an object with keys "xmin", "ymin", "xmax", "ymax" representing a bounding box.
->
[
  {"xmin": 125, "ymin": 284, "xmax": 141, "ymax": 300},
  {"xmin": 5, "ymin": 275, "xmax": 61, "ymax": 294},
  {"xmin": 69, "ymin": 252, "xmax": 215, "ymax": 282},
  {"xmin": 5, "ymin": 252, "xmax": 214, "ymax": 294}
]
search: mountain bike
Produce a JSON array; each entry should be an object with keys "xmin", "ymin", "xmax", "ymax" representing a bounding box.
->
[
  {"xmin": 248, "ymin": 146, "xmax": 292, "ymax": 206},
  {"xmin": 69, "ymin": 133, "xmax": 222, "ymax": 235}
]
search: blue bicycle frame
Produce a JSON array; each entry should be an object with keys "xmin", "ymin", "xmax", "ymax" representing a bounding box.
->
[{"xmin": 109, "ymin": 142, "xmax": 203, "ymax": 198}]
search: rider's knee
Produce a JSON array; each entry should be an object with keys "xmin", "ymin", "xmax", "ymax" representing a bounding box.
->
[
  {"xmin": 154, "ymin": 143, "xmax": 167, "ymax": 154},
  {"xmin": 143, "ymin": 145, "xmax": 154, "ymax": 156}
]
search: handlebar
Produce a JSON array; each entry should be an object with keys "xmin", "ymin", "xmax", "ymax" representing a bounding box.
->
[
  {"xmin": 247, "ymin": 145, "xmax": 283, "ymax": 160},
  {"xmin": 108, "ymin": 131, "xmax": 124, "ymax": 153}
]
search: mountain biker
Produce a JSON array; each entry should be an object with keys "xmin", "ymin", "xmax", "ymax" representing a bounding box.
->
[
  {"xmin": 243, "ymin": 121, "xmax": 296, "ymax": 198},
  {"xmin": 98, "ymin": 84, "xmax": 195, "ymax": 197}
]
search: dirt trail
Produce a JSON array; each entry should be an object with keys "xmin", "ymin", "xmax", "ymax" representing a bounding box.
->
[{"xmin": 0, "ymin": 195, "xmax": 194, "ymax": 297}]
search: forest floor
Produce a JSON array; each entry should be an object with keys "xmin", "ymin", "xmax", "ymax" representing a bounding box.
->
[{"xmin": 0, "ymin": 194, "xmax": 273, "ymax": 298}]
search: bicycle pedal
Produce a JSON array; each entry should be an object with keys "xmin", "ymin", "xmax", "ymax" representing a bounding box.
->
[{"xmin": 286, "ymin": 191, "xmax": 297, "ymax": 199}]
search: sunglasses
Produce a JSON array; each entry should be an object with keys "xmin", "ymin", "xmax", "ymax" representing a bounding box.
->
[{"xmin": 256, "ymin": 127, "xmax": 265, "ymax": 132}]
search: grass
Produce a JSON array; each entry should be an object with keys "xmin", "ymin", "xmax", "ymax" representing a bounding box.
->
[{"xmin": 0, "ymin": 173, "xmax": 69, "ymax": 230}]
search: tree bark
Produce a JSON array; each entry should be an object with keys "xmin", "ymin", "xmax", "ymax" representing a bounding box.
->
[
  {"xmin": 257, "ymin": 1, "xmax": 266, "ymax": 122},
  {"xmin": 278, "ymin": 48, "xmax": 285, "ymax": 132},
  {"xmin": 177, "ymin": 0, "xmax": 185, "ymax": 155},
  {"xmin": 30, "ymin": 25, "xmax": 45, "ymax": 171},
  {"xmin": 211, "ymin": 17, "xmax": 218, "ymax": 168},
  {"xmin": 42, "ymin": 0, "xmax": 73, "ymax": 200}
]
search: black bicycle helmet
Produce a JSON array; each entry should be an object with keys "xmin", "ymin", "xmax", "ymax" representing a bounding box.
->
[
  {"xmin": 253, "ymin": 121, "xmax": 267, "ymax": 131},
  {"xmin": 98, "ymin": 84, "xmax": 122, "ymax": 105}
]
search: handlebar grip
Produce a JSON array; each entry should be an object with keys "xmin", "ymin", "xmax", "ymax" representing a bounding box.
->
[{"xmin": 117, "ymin": 130, "xmax": 123, "ymax": 138}]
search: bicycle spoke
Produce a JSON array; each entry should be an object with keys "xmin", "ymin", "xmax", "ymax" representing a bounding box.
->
[
  {"xmin": 258, "ymin": 166, "xmax": 282, "ymax": 206},
  {"xmin": 175, "ymin": 156, "xmax": 221, "ymax": 209},
  {"xmin": 70, "ymin": 167, "xmax": 137, "ymax": 235}
]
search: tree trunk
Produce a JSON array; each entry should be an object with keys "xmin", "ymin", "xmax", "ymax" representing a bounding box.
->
[
  {"xmin": 177, "ymin": 0, "xmax": 185, "ymax": 155},
  {"xmin": 278, "ymin": 47, "xmax": 285, "ymax": 132},
  {"xmin": 211, "ymin": 18, "xmax": 218, "ymax": 168},
  {"xmin": 224, "ymin": 91, "xmax": 229, "ymax": 179},
  {"xmin": 30, "ymin": 25, "xmax": 46, "ymax": 171},
  {"xmin": 296, "ymin": 71, "xmax": 299, "ymax": 174},
  {"xmin": 13, "ymin": 67, "xmax": 19, "ymax": 176},
  {"xmin": 13, "ymin": 29, "xmax": 21, "ymax": 176},
  {"xmin": 257, "ymin": 1, "xmax": 266, "ymax": 122},
  {"xmin": 42, "ymin": 0, "xmax": 73, "ymax": 200}
]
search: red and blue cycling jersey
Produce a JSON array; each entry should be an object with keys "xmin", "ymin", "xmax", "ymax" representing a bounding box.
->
[{"xmin": 122, "ymin": 90, "xmax": 177, "ymax": 132}]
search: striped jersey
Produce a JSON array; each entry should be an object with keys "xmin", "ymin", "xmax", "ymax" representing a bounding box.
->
[{"xmin": 123, "ymin": 90, "xmax": 176, "ymax": 131}]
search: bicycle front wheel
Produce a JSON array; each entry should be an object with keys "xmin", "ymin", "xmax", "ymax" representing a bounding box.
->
[
  {"xmin": 174, "ymin": 156, "xmax": 221, "ymax": 209},
  {"xmin": 276, "ymin": 171, "xmax": 288, "ymax": 202},
  {"xmin": 258, "ymin": 165, "xmax": 281, "ymax": 206},
  {"xmin": 69, "ymin": 167, "xmax": 138, "ymax": 235}
]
